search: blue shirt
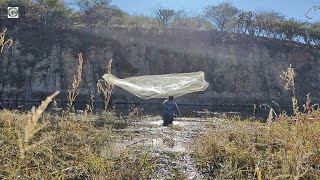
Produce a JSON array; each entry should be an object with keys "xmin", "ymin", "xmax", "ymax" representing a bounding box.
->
[{"xmin": 163, "ymin": 100, "xmax": 180, "ymax": 116}]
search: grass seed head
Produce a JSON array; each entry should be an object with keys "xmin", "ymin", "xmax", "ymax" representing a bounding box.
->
[{"xmin": 19, "ymin": 91, "xmax": 59, "ymax": 160}]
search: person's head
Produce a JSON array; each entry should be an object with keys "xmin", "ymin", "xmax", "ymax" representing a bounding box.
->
[{"xmin": 169, "ymin": 96, "xmax": 174, "ymax": 100}]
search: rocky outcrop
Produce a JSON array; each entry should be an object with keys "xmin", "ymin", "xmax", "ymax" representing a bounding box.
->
[{"xmin": 0, "ymin": 28, "xmax": 319, "ymax": 108}]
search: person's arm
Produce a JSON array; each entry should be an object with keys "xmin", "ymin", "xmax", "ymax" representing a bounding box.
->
[{"xmin": 163, "ymin": 100, "xmax": 167, "ymax": 105}]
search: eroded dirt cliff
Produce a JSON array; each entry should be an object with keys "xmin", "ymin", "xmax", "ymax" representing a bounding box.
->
[{"xmin": 1, "ymin": 28, "xmax": 319, "ymax": 108}]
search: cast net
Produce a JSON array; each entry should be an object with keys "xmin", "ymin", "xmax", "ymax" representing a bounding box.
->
[{"xmin": 102, "ymin": 71, "xmax": 209, "ymax": 99}]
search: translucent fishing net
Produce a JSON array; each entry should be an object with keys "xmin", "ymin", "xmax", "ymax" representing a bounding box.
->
[{"xmin": 102, "ymin": 71, "xmax": 209, "ymax": 99}]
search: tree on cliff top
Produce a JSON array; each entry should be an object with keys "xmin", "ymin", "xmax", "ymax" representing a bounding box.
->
[
  {"xmin": 252, "ymin": 10, "xmax": 284, "ymax": 37},
  {"xmin": 156, "ymin": 9, "xmax": 175, "ymax": 30},
  {"xmin": 35, "ymin": 0, "xmax": 72, "ymax": 30},
  {"xmin": 236, "ymin": 11, "xmax": 254, "ymax": 35},
  {"xmin": 76, "ymin": 0, "xmax": 123, "ymax": 28},
  {"xmin": 204, "ymin": 2, "xmax": 239, "ymax": 32},
  {"xmin": 171, "ymin": 10, "xmax": 212, "ymax": 30}
]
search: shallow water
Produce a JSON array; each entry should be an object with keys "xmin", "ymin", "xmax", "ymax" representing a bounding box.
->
[{"xmin": 111, "ymin": 116, "xmax": 222, "ymax": 179}]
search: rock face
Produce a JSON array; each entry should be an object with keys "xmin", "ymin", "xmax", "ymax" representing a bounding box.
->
[{"xmin": 0, "ymin": 29, "xmax": 320, "ymax": 108}]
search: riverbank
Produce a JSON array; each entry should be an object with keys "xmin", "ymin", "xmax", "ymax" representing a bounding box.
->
[{"xmin": 1, "ymin": 109, "xmax": 319, "ymax": 179}]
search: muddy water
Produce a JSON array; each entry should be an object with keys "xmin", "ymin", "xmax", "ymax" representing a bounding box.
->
[{"xmin": 111, "ymin": 116, "xmax": 223, "ymax": 179}]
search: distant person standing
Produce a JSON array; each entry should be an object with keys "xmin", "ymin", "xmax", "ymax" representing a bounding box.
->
[{"xmin": 162, "ymin": 96, "xmax": 181, "ymax": 126}]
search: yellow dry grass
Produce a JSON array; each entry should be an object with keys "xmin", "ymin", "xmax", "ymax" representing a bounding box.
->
[
  {"xmin": 0, "ymin": 100, "xmax": 154, "ymax": 179},
  {"xmin": 84, "ymin": 93, "xmax": 94, "ymax": 116},
  {"xmin": 66, "ymin": 53, "xmax": 84, "ymax": 114},
  {"xmin": 18, "ymin": 91, "xmax": 59, "ymax": 160},
  {"xmin": 97, "ymin": 59, "xmax": 114, "ymax": 111},
  {"xmin": 0, "ymin": 28, "xmax": 13, "ymax": 53},
  {"xmin": 195, "ymin": 65, "xmax": 320, "ymax": 179},
  {"xmin": 0, "ymin": 49, "xmax": 155, "ymax": 179},
  {"xmin": 280, "ymin": 64, "xmax": 299, "ymax": 115},
  {"xmin": 128, "ymin": 106, "xmax": 144, "ymax": 121}
]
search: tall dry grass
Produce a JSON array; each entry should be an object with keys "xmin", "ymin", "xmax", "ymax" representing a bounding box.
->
[
  {"xmin": 0, "ymin": 28, "xmax": 13, "ymax": 53},
  {"xmin": 18, "ymin": 91, "xmax": 59, "ymax": 160},
  {"xmin": 97, "ymin": 59, "xmax": 114, "ymax": 111},
  {"xmin": 195, "ymin": 65, "xmax": 320, "ymax": 179},
  {"xmin": 0, "ymin": 97, "xmax": 154, "ymax": 179},
  {"xmin": 128, "ymin": 106, "xmax": 144, "ymax": 121},
  {"xmin": 84, "ymin": 93, "xmax": 94, "ymax": 116},
  {"xmin": 66, "ymin": 53, "xmax": 84, "ymax": 114},
  {"xmin": 280, "ymin": 64, "xmax": 299, "ymax": 115},
  {"xmin": 0, "ymin": 48, "xmax": 155, "ymax": 178}
]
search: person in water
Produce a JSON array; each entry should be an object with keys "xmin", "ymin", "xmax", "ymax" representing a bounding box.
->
[{"xmin": 162, "ymin": 96, "xmax": 181, "ymax": 126}]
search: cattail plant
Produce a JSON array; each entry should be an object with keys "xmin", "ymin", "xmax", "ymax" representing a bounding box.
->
[
  {"xmin": 66, "ymin": 53, "xmax": 84, "ymax": 114},
  {"xmin": 0, "ymin": 28, "xmax": 13, "ymax": 53},
  {"xmin": 18, "ymin": 91, "xmax": 59, "ymax": 160},
  {"xmin": 97, "ymin": 60, "xmax": 114, "ymax": 111}
]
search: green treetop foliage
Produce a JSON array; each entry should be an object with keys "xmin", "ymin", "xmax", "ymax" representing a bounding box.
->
[
  {"xmin": 122, "ymin": 13, "xmax": 157, "ymax": 29},
  {"xmin": 237, "ymin": 11, "xmax": 254, "ymax": 34},
  {"xmin": 75, "ymin": 0, "xmax": 123, "ymax": 28},
  {"xmin": 172, "ymin": 10, "xmax": 212, "ymax": 30},
  {"xmin": 171, "ymin": 9, "xmax": 187, "ymax": 28},
  {"xmin": 279, "ymin": 19, "xmax": 306, "ymax": 40},
  {"xmin": 252, "ymin": 10, "xmax": 284, "ymax": 37},
  {"xmin": 35, "ymin": 0, "xmax": 72, "ymax": 29},
  {"xmin": 204, "ymin": 2, "xmax": 239, "ymax": 32},
  {"xmin": 186, "ymin": 15, "xmax": 213, "ymax": 30},
  {"xmin": 76, "ymin": 0, "xmax": 110, "ymax": 11},
  {"xmin": 309, "ymin": 22, "xmax": 320, "ymax": 45}
]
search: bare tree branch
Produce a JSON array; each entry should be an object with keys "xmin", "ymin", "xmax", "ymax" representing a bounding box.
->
[{"xmin": 305, "ymin": 6, "xmax": 320, "ymax": 19}]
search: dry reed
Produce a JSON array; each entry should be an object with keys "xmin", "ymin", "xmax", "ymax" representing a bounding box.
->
[
  {"xmin": 66, "ymin": 53, "xmax": 84, "ymax": 114},
  {"xmin": 253, "ymin": 104, "xmax": 257, "ymax": 116},
  {"xmin": 0, "ymin": 105, "xmax": 154, "ymax": 179},
  {"xmin": 0, "ymin": 28, "xmax": 13, "ymax": 53},
  {"xmin": 84, "ymin": 93, "xmax": 94, "ymax": 116},
  {"xmin": 195, "ymin": 65, "xmax": 320, "ymax": 179},
  {"xmin": 280, "ymin": 64, "xmax": 299, "ymax": 115},
  {"xmin": 128, "ymin": 106, "xmax": 144, "ymax": 121},
  {"xmin": 303, "ymin": 93, "xmax": 312, "ymax": 113},
  {"xmin": 18, "ymin": 91, "xmax": 59, "ymax": 160},
  {"xmin": 97, "ymin": 59, "xmax": 114, "ymax": 111}
]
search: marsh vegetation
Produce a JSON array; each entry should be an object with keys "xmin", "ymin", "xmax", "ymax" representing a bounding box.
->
[
  {"xmin": 0, "ymin": 56, "xmax": 319, "ymax": 179},
  {"xmin": 1, "ymin": 0, "xmax": 320, "ymax": 179}
]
